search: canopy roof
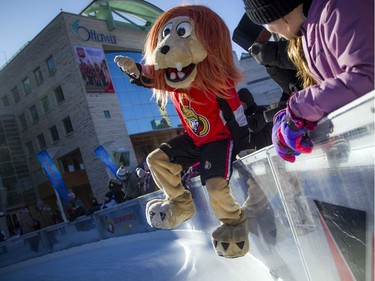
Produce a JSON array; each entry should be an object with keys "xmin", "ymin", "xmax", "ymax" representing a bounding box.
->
[{"xmin": 80, "ymin": 0, "xmax": 163, "ymax": 30}]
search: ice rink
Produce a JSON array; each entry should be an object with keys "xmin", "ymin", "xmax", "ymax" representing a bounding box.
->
[{"xmin": 0, "ymin": 230, "xmax": 276, "ymax": 281}]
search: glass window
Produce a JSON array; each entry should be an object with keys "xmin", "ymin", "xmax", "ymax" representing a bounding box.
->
[
  {"xmin": 0, "ymin": 133, "xmax": 6, "ymax": 147},
  {"xmin": 105, "ymin": 51, "xmax": 180, "ymax": 134},
  {"xmin": 59, "ymin": 149, "xmax": 84, "ymax": 173},
  {"xmin": 46, "ymin": 55, "xmax": 56, "ymax": 75},
  {"xmin": 0, "ymin": 162, "xmax": 15, "ymax": 178},
  {"xmin": 62, "ymin": 116, "xmax": 73, "ymax": 135},
  {"xmin": 18, "ymin": 114, "xmax": 28, "ymax": 130},
  {"xmin": 33, "ymin": 67, "xmax": 43, "ymax": 85},
  {"xmin": 0, "ymin": 147, "xmax": 11, "ymax": 162},
  {"xmin": 29, "ymin": 105, "xmax": 39, "ymax": 123},
  {"xmin": 11, "ymin": 87, "xmax": 21, "ymax": 104},
  {"xmin": 104, "ymin": 110, "xmax": 111, "ymax": 118},
  {"xmin": 41, "ymin": 95, "xmax": 51, "ymax": 113},
  {"xmin": 112, "ymin": 151, "xmax": 130, "ymax": 167},
  {"xmin": 49, "ymin": 125, "xmax": 59, "ymax": 143},
  {"xmin": 1, "ymin": 95, "xmax": 10, "ymax": 106},
  {"xmin": 54, "ymin": 85, "xmax": 65, "ymax": 104},
  {"xmin": 25, "ymin": 141, "xmax": 35, "ymax": 157},
  {"xmin": 36, "ymin": 133, "xmax": 47, "ymax": 150},
  {"xmin": 22, "ymin": 77, "xmax": 32, "ymax": 95}
]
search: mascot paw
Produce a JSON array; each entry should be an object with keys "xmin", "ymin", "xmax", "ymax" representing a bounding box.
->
[
  {"xmin": 145, "ymin": 191, "xmax": 196, "ymax": 229},
  {"xmin": 212, "ymin": 218, "xmax": 249, "ymax": 258}
]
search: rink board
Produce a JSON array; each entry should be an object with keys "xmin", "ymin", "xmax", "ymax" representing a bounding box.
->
[{"xmin": 0, "ymin": 91, "xmax": 374, "ymax": 281}]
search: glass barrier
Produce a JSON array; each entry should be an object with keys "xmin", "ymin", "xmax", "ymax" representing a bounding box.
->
[
  {"xmin": 0, "ymin": 91, "xmax": 373, "ymax": 281},
  {"xmin": 231, "ymin": 90, "xmax": 374, "ymax": 281}
]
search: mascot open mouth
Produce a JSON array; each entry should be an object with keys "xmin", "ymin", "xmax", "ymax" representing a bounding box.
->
[{"xmin": 165, "ymin": 64, "xmax": 195, "ymax": 82}]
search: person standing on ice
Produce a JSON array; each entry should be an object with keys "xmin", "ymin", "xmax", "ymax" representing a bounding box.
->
[{"xmin": 244, "ymin": 0, "xmax": 374, "ymax": 162}]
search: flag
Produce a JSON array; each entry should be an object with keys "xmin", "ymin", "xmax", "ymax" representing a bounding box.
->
[
  {"xmin": 95, "ymin": 145, "xmax": 118, "ymax": 177},
  {"xmin": 36, "ymin": 150, "xmax": 69, "ymax": 205}
]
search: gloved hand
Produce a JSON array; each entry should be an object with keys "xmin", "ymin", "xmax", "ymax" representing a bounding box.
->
[
  {"xmin": 114, "ymin": 55, "xmax": 140, "ymax": 79},
  {"xmin": 272, "ymin": 109, "xmax": 316, "ymax": 162}
]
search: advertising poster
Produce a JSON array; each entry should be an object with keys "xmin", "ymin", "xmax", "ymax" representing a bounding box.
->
[{"xmin": 73, "ymin": 45, "xmax": 114, "ymax": 93}]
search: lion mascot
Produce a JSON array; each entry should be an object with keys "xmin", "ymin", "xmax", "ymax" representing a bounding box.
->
[{"xmin": 115, "ymin": 5, "xmax": 250, "ymax": 258}]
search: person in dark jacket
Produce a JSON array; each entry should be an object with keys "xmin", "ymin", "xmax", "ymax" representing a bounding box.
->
[
  {"xmin": 238, "ymin": 88, "xmax": 273, "ymax": 151},
  {"xmin": 108, "ymin": 179, "xmax": 126, "ymax": 204},
  {"xmin": 116, "ymin": 166, "xmax": 142, "ymax": 200},
  {"xmin": 85, "ymin": 197, "xmax": 102, "ymax": 215},
  {"xmin": 101, "ymin": 192, "xmax": 117, "ymax": 209},
  {"xmin": 232, "ymin": 13, "xmax": 301, "ymax": 122}
]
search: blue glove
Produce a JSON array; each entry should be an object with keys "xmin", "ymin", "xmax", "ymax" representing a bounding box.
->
[{"xmin": 272, "ymin": 109, "xmax": 316, "ymax": 162}]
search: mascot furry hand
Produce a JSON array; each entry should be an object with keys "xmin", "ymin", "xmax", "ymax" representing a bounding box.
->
[{"xmin": 114, "ymin": 5, "xmax": 250, "ymax": 258}]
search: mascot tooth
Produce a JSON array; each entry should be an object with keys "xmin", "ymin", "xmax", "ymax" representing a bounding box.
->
[
  {"xmin": 176, "ymin": 63, "xmax": 183, "ymax": 71},
  {"xmin": 114, "ymin": 5, "xmax": 252, "ymax": 259}
]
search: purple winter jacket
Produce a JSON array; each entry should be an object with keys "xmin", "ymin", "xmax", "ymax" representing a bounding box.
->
[{"xmin": 289, "ymin": 0, "xmax": 374, "ymax": 122}]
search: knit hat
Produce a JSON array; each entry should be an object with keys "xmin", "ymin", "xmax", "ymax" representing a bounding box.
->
[
  {"xmin": 67, "ymin": 192, "xmax": 76, "ymax": 199},
  {"xmin": 244, "ymin": 0, "xmax": 303, "ymax": 25}
]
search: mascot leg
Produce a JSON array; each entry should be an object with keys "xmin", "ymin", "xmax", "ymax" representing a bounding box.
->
[
  {"xmin": 243, "ymin": 175, "xmax": 278, "ymax": 246},
  {"xmin": 206, "ymin": 177, "xmax": 249, "ymax": 258},
  {"xmin": 146, "ymin": 148, "xmax": 196, "ymax": 229}
]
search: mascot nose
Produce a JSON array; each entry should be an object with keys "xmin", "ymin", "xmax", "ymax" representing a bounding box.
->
[{"xmin": 160, "ymin": 45, "xmax": 170, "ymax": 55}]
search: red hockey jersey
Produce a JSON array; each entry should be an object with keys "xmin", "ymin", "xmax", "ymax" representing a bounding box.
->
[{"xmin": 170, "ymin": 87, "xmax": 247, "ymax": 147}]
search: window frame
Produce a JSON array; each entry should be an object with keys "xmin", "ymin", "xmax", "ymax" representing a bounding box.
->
[
  {"xmin": 46, "ymin": 55, "xmax": 57, "ymax": 75},
  {"xmin": 53, "ymin": 85, "xmax": 65, "ymax": 105},
  {"xmin": 48, "ymin": 125, "xmax": 60, "ymax": 143},
  {"xmin": 36, "ymin": 133, "xmax": 47, "ymax": 150},
  {"xmin": 41, "ymin": 95, "xmax": 51, "ymax": 114},
  {"xmin": 61, "ymin": 116, "xmax": 73, "ymax": 135},
  {"xmin": 18, "ymin": 114, "xmax": 28, "ymax": 131},
  {"xmin": 33, "ymin": 66, "xmax": 44, "ymax": 86},
  {"xmin": 22, "ymin": 77, "xmax": 32, "ymax": 95},
  {"xmin": 29, "ymin": 105, "xmax": 39, "ymax": 123},
  {"xmin": 11, "ymin": 87, "xmax": 21, "ymax": 104}
]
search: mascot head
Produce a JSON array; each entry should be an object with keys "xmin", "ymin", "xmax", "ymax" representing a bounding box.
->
[{"xmin": 144, "ymin": 5, "xmax": 242, "ymax": 106}]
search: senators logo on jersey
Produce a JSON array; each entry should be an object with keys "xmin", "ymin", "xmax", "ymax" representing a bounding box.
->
[{"xmin": 181, "ymin": 103, "xmax": 210, "ymax": 137}]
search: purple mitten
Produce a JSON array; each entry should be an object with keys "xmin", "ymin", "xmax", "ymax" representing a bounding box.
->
[{"xmin": 272, "ymin": 109, "xmax": 315, "ymax": 163}]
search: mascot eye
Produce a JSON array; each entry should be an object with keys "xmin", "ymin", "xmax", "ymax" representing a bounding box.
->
[
  {"xmin": 176, "ymin": 22, "xmax": 192, "ymax": 38},
  {"xmin": 162, "ymin": 23, "xmax": 173, "ymax": 38}
]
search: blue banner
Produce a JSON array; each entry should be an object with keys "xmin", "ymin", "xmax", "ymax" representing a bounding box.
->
[
  {"xmin": 36, "ymin": 150, "xmax": 69, "ymax": 205},
  {"xmin": 95, "ymin": 145, "xmax": 118, "ymax": 177}
]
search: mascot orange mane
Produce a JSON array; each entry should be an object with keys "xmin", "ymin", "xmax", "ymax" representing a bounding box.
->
[{"xmin": 115, "ymin": 5, "xmax": 250, "ymax": 258}]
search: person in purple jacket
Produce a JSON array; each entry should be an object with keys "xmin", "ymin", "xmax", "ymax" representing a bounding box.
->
[{"xmin": 244, "ymin": 0, "xmax": 374, "ymax": 162}]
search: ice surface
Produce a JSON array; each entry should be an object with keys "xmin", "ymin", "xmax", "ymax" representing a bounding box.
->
[{"xmin": 0, "ymin": 230, "xmax": 276, "ymax": 281}]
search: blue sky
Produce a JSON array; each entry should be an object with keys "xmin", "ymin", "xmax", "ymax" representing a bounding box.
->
[{"xmin": 0, "ymin": 0, "xmax": 247, "ymax": 68}]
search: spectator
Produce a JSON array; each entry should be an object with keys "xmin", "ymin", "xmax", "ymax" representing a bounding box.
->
[
  {"xmin": 52, "ymin": 209, "xmax": 63, "ymax": 224},
  {"xmin": 233, "ymin": 13, "xmax": 301, "ymax": 122},
  {"xmin": 116, "ymin": 166, "xmax": 142, "ymax": 200},
  {"xmin": 18, "ymin": 208, "xmax": 40, "ymax": 252},
  {"xmin": 238, "ymin": 88, "xmax": 273, "ymax": 152},
  {"xmin": 108, "ymin": 179, "xmax": 126, "ymax": 203},
  {"xmin": 67, "ymin": 192, "xmax": 85, "ymax": 221},
  {"xmin": 101, "ymin": 192, "xmax": 117, "ymax": 209},
  {"xmin": 244, "ymin": 0, "xmax": 374, "ymax": 162},
  {"xmin": 18, "ymin": 208, "xmax": 35, "ymax": 234},
  {"xmin": 181, "ymin": 162, "xmax": 200, "ymax": 191},
  {"xmin": 135, "ymin": 161, "xmax": 157, "ymax": 195},
  {"xmin": 85, "ymin": 197, "xmax": 103, "ymax": 215}
]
